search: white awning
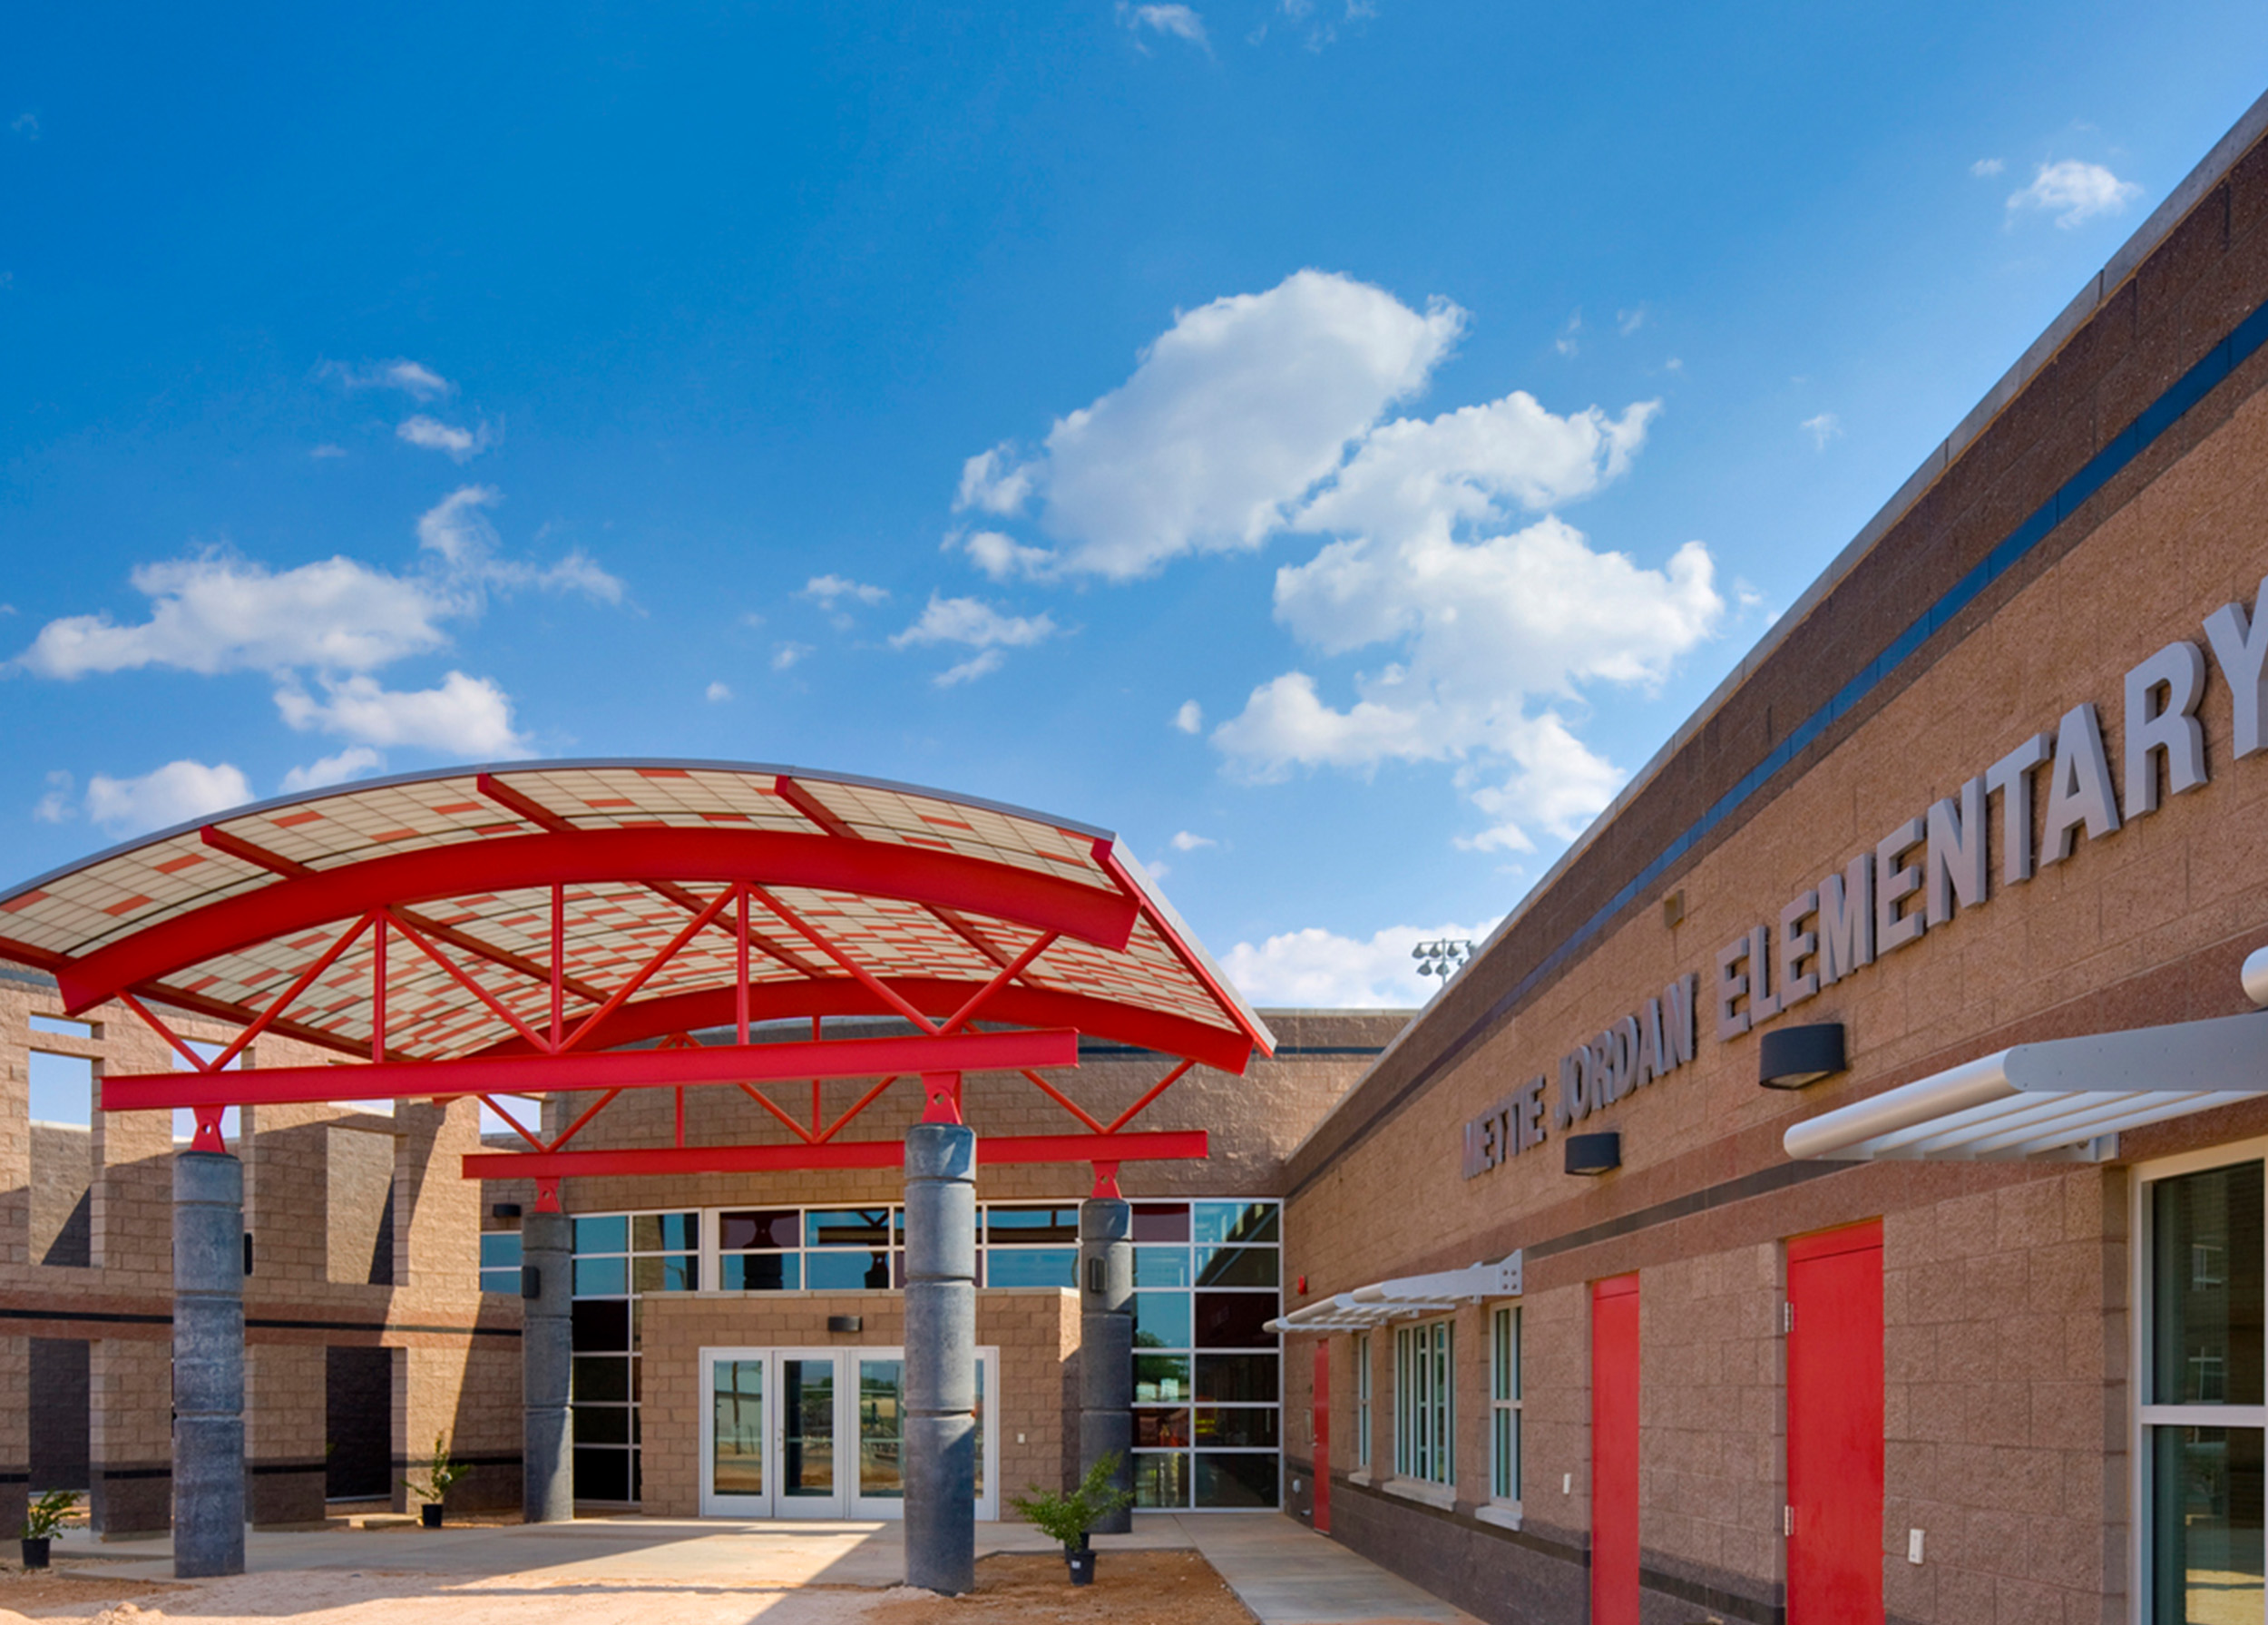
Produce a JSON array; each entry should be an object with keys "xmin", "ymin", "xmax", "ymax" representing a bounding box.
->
[
  {"xmin": 1784, "ymin": 1010, "xmax": 2268, "ymax": 1163},
  {"xmin": 1266, "ymin": 1253, "xmax": 1521, "ymax": 1335}
]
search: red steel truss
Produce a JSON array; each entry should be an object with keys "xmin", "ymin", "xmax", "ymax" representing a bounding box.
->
[{"xmin": 0, "ymin": 763, "xmax": 1271, "ymax": 1191}]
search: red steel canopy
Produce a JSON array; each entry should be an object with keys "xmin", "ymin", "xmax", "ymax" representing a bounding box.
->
[{"xmin": 0, "ymin": 760, "xmax": 1273, "ymax": 1189}]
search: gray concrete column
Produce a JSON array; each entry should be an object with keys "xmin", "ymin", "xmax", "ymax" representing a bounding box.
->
[
  {"xmin": 172, "ymin": 1150, "xmax": 245, "ymax": 1579},
  {"xmin": 904, "ymin": 1121, "xmax": 976, "ymax": 1594},
  {"xmin": 521, "ymin": 1209, "xmax": 573, "ymax": 1522},
  {"xmin": 1078, "ymin": 1194, "xmax": 1134, "ymax": 1532}
]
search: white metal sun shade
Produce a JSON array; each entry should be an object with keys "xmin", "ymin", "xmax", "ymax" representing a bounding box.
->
[
  {"xmin": 1266, "ymin": 1253, "xmax": 1523, "ymax": 1335},
  {"xmin": 1783, "ymin": 1008, "xmax": 2268, "ymax": 1163}
]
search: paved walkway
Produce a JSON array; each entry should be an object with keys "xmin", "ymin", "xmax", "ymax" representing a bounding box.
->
[{"xmin": 56, "ymin": 1511, "xmax": 1472, "ymax": 1624}]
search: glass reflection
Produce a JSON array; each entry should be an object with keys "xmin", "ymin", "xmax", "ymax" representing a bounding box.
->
[
  {"xmin": 2154, "ymin": 1426, "xmax": 2263, "ymax": 1623},
  {"xmin": 2156, "ymin": 1164, "xmax": 2264, "ymax": 1405},
  {"xmin": 711, "ymin": 1360, "xmax": 764, "ymax": 1496}
]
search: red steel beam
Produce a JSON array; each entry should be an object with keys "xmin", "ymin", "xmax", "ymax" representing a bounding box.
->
[
  {"xmin": 97, "ymin": 1026, "xmax": 1080, "ymax": 1112},
  {"xmin": 52, "ymin": 827, "xmax": 1141, "ymax": 1014},
  {"xmin": 464, "ymin": 975, "xmax": 1257, "ymax": 1074},
  {"xmin": 462, "ymin": 1128, "xmax": 1207, "ymax": 1181},
  {"xmin": 203, "ymin": 825, "xmax": 615, "ymax": 1004}
]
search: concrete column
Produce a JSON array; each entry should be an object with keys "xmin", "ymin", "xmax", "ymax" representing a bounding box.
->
[
  {"xmin": 172, "ymin": 1150, "xmax": 245, "ymax": 1579},
  {"xmin": 1078, "ymin": 1194, "xmax": 1134, "ymax": 1532},
  {"xmin": 904, "ymin": 1121, "xmax": 976, "ymax": 1594},
  {"xmin": 522, "ymin": 1208, "xmax": 573, "ymax": 1522}
]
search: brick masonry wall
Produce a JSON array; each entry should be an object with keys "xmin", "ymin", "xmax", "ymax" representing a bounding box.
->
[
  {"xmin": 1276, "ymin": 102, "xmax": 2268, "ymax": 1625},
  {"xmin": 637, "ymin": 1287, "xmax": 1080, "ymax": 1520},
  {"xmin": 0, "ymin": 970, "xmax": 523, "ymax": 1532}
]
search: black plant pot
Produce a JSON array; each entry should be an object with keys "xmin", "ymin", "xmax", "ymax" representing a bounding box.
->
[
  {"xmin": 1065, "ymin": 1544, "xmax": 1095, "ymax": 1587},
  {"xmin": 421, "ymin": 1504, "xmax": 444, "ymax": 1529},
  {"xmin": 21, "ymin": 1536, "xmax": 51, "ymax": 1570}
]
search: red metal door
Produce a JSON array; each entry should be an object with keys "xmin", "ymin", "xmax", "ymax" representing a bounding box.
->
[
  {"xmin": 1591, "ymin": 1274, "xmax": 1640, "ymax": 1625},
  {"xmin": 1786, "ymin": 1222, "xmax": 1883, "ymax": 1625},
  {"xmin": 1312, "ymin": 1340, "xmax": 1331, "ymax": 1534}
]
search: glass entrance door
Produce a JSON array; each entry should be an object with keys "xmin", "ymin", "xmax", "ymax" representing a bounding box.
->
[{"xmin": 699, "ymin": 1346, "xmax": 997, "ymax": 1520}]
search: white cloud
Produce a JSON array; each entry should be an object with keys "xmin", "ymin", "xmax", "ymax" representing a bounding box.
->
[
  {"xmin": 1555, "ymin": 310, "xmax": 1581, "ymax": 357},
  {"xmin": 1214, "ymin": 516, "xmax": 1722, "ymax": 845},
  {"xmin": 966, "ymin": 269, "xmax": 1463, "ymax": 580},
  {"xmin": 890, "ymin": 594, "xmax": 1058, "ymax": 651},
  {"xmin": 2008, "ymin": 160, "xmax": 2142, "ymax": 229},
  {"xmin": 1169, "ymin": 830, "xmax": 1216, "ymax": 851},
  {"xmin": 1291, "ymin": 394, "xmax": 1658, "ymax": 541},
  {"xmin": 935, "ymin": 650, "xmax": 1006, "ymax": 687},
  {"xmin": 15, "ymin": 553, "xmax": 455, "ymax": 678},
  {"xmin": 772, "ymin": 641, "xmax": 813, "ymax": 671},
  {"xmin": 280, "ymin": 746, "xmax": 385, "ymax": 793},
  {"xmin": 892, "ymin": 594, "xmax": 1059, "ymax": 685},
  {"xmin": 1802, "ymin": 412, "xmax": 1842, "ymax": 449},
  {"xmin": 1617, "ymin": 306, "xmax": 1647, "ymax": 337},
  {"xmin": 1970, "ymin": 157, "xmax": 2005, "ymax": 178},
  {"xmin": 85, "ymin": 760, "xmax": 253, "ymax": 836},
  {"xmin": 1120, "ymin": 2, "xmax": 1209, "ymax": 48},
  {"xmin": 1174, "ymin": 700, "xmax": 1204, "ymax": 734},
  {"xmin": 33, "ymin": 770, "xmax": 73, "ymax": 824},
  {"xmin": 309, "ymin": 444, "xmax": 347, "ymax": 459},
  {"xmin": 323, "ymin": 358, "xmax": 453, "ymax": 400},
  {"xmin": 396, "ymin": 415, "xmax": 492, "ymax": 462},
  {"xmin": 415, "ymin": 486, "xmax": 623, "ymax": 602},
  {"xmin": 275, "ymin": 671, "xmax": 531, "ymax": 757},
  {"xmin": 705, "ymin": 680, "xmax": 732, "ymax": 702},
  {"xmin": 958, "ymin": 530, "xmax": 1060, "ymax": 582},
  {"xmin": 955, "ymin": 445, "xmax": 1035, "ymax": 516},
  {"xmin": 1222, "ymin": 917, "xmax": 1499, "ymax": 1007},
  {"xmin": 803, "ymin": 575, "xmax": 890, "ymax": 607},
  {"xmin": 11, "ymin": 113, "xmax": 37, "ymax": 140}
]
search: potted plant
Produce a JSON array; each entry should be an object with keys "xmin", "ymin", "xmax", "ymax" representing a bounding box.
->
[
  {"xmin": 401, "ymin": 1434, "xmax": 468, "ymax": 1528},
  {"xmin": 20, "ymin": 1488, "xmax": 80, "ymax": 1570},
  {"xmin": 1009, "ymin": 1452, "xmax": 1135, "ymax": 1587}
]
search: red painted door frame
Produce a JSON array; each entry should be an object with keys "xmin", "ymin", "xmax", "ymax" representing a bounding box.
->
[
  {"xmin": 1591, "ymin": 1274, "xmax": 1641, "ymax": 1625},
  {"xmin": 1312, "ymin": 1341, "xmax": 1332, "ymax": 1534},
  {"xmin": 1786, "ymin": 1221, "xmax": 1884, "ymax": 1625}
]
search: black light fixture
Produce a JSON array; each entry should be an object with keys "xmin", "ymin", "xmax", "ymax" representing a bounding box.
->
[
  {"xmin": 491, "ymin": 1202, "xmax": 523, "ymax": 1219},
  {"xmin": 1758, "ymin": 1023, "xmax": 1848, "ymax": 1090},
  {"xmin": 1564, "ymin": 1131, "xmax": 1620, "ymax": 1176},
  {"xmin": 827, "ymin": 1315, "xmax": 864, "ymax": 1334}
]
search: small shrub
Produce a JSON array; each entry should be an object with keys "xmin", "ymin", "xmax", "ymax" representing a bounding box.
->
[{"xmin": 1009, "ymin": 1451, "xmax": 1135, "ymax": 1546}]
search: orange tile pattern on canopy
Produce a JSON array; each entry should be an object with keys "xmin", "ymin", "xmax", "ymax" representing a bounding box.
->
[{"xmin": 0, "ymin": 761, "xmax": 1274, "ymax": 1082}]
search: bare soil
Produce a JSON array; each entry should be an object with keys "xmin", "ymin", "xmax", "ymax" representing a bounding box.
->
[
  {"xmin": 870, "ymin": 1552, "xmax": 1257, "ymax": 1625},
  {"xmin": 0, "ymin": 1563, "xmax": 186, "ymax": 1617}
]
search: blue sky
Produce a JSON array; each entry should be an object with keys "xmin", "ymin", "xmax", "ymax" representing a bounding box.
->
[{"xmin": 5, "ymin": 4, "xmax": 2266, "ymax": 1008}]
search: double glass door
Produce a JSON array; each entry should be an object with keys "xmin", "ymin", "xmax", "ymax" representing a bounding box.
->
[{"xmin": 699, "ymin": 1346, "xmax": 996, "ymax": 1520}]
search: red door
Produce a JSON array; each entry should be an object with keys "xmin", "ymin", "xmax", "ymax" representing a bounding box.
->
[
  {"xmin": 1591, "ymin": 1274, "xmax": 1640, "ymax": 1625},
  {"xmin": 1786, "ymin": 1222, "xmax": 1883, "ymax": 1624},
  {"xmin": 1312, "ymin": 1341, "xmax": 1331, "ymax": 1534}
]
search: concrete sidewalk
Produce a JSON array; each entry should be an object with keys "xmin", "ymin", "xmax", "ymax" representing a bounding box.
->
[{"xmin": 57, "ymin": 1510, "xmax": 1471, "ymax": 1624}]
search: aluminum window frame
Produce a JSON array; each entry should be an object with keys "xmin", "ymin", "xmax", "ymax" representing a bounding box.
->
[
  {"xmin": 1393, "ymin": 1317, "xmax": 1455, "ymax": 1488},
  {"xmin": 1491, "ymin": 1304, "xmax": 1521, "ymax": 1509},
  {"xmin": 2129, "ymin": 1134, "xmax": 2268, "ymax": 1624}
]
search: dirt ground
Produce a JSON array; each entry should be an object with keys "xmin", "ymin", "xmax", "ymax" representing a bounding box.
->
[
  {"xmin": 0, "ymin": 1550, "xmax": 1257, "ymax": 1625},
  {"xmin": 871, "ymin": 1552, "xmax": 1257, "ymax": 1624}
]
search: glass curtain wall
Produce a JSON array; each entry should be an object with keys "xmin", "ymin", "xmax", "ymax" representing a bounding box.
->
[
  {"xmin": 570, "ymin": 1211, "xmax": 699, "ymax": 1501},
  {"xmin": 1130, "ymin": 1199, "xmax": 1283, "ymax": 1509}
]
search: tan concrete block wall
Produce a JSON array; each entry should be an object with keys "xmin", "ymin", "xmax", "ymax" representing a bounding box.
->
[{"xmin": 638, "ymin": 1287, "xmax": 1079, "ymax": 1520}]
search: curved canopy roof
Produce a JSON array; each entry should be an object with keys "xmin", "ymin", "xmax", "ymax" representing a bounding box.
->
[{"xmin": 0, "ymin": 759, "xmax": 1273, "ymax": 1074}]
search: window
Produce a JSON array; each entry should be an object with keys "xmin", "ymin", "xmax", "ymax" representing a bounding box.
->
[
  {"xmin": 1354, "ymin": 1333, "xmax": 1372, "ymax": 1471},
  {"xmin": 480, "ymin": 1230, "xmax": 522, "ymax": 1294},
  {"xmin": 1129, "ymin": 1199, "xmax": 1283, "ymax": 1510},
  {"xmin": 2141, "ymin": 1155, "xmax": 2264, "ymax": 1623},
  {"xmin": 1394, "ymin": 1319, "xmax": 1453, "ymax": 1486},
  {"xmin": 571, "ymin": 1210, "xmax": 699, "ymax": 1503},
  {"xmin": 1491, "ymin": 1307, "xmax": 1520, "ymax": 1504}
]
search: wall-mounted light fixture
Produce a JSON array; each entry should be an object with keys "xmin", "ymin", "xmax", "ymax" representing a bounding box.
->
[
  {"xmin": 491, "ymin": 1202, "xmax": 523, "ymax": 1219},
  {"xmin": 1758, "ymin": 1023, "xmax": 1847, "ymax": 1090},
  {"xmin": 1564, "ymin": 1132, "xmax": 1620, "ymax": 1176},
  {"xmin": 827, "ymin": 1315, "xmax": 864, "ymax": 1334}
]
